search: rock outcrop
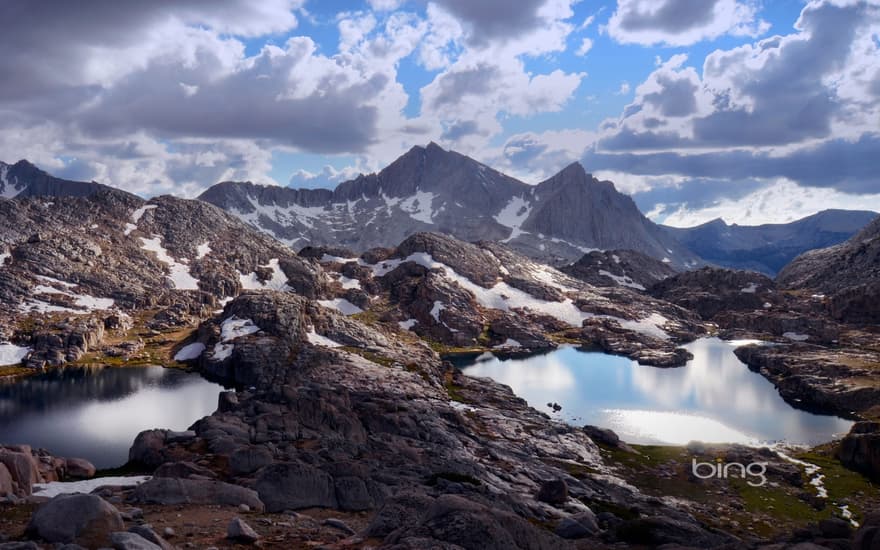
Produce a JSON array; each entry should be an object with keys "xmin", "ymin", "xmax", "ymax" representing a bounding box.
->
[
  {"xmin": 560, "ymin": 249, "xmax": 676, "ymax": 290},
  {"xmin": 778, "ymin": 214, "xmax": 880, "ymax": 323}
]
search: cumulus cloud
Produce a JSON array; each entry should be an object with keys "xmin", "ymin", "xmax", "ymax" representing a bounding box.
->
[
  {"xmin": 591, "ymin": 0, "xmax": 880, "ymax": 202},
  {"xmin": 586, "ymin": 134, "xmax": 880, "ymax": 195},
  {"xmin": 606, "ymin": 0, "xmax": 769, "ymax": 46},
  {"xmin": 651, "ymin": 179, "xmax": 880, "ymax": 227},
  {"xmin": 429, "ymin": 0, "xmax": 567, "ymax": 46},
  {"xmin": 289, "ymin": 165, "xmax": 362, "ymax": 189}
]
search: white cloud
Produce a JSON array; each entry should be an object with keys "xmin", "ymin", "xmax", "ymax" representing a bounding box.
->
[
  {"xmin": 606, "ymin": 0, "xmax": 770, "ymax": 47},
  {"xmin": 652, "ymin": 179, "xmax": 880, "ymax": 227},
  {"xmin": 576, "ymin": 37, "xmax": 594, "ymax": 56}
]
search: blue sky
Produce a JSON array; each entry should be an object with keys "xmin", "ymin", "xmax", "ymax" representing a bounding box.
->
[{"xmin": 0, "ymin": 0, "xmax": 878, "ymax": 226}]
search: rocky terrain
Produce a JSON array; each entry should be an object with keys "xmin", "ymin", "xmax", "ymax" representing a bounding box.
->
[
  {"xmin": 198, "ymin": 143, "xmax": 699, "ymax": 268},
  {"xmin": 778, "ymin": 214, "xmax": 880, "ymax": 324},
  {"xmin": 663, "ymin": 209, "xmax": 877, "ymax": 276},
  {"xmin": 559, "ymin": 249, "xmax": 676, "ymax": 291},
  {"xmin": 0, "ymin": 173, "xmax": 879, "ymax": 548}
]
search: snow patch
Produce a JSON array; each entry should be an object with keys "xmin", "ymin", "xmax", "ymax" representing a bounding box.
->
[
  {"xmin": 740, "ymin": 283, "xmax": 758, "ymax": 293},
  {"xmin": 0, "ymin": 343, "xmax": 31, "ymax": 366},
  {"xmin": 494, "ymin": 196, "xmax": 532, "ymax": 242},
  {"xmin": 599, "ymin": 269, "xmax": 645, "ymax": 291},
  {"xmin": 238, "ymin": 259, "xmax": 289, "ymax": 291},
  {"xmin": 430, "ymin": 300, "xmax": 446, "ymax": 322},
  {"xmin": 27, "ymin": 277, "xmax": 115, "ymax": 312},
  {"xmin": 0, "ymin": 165, "xmax": 21, "ymax": 198},
  {"xmin": 398, "ymin": 318, "xmax": 417, "ymax": 330},
  {"xmin": 306, "ymin": 327, "xmax": 343, "ymax": 348},
  {"xmin": 399, "ymin": 191, "xmax": 437, "ymax": 224},
  {"xmin": 140, "ymin": 236, "xmax": 200, "ymax": 290},
  {"xmin": 212, "ymin": 317, "xmax": 260, "ymax": 361},
  {"xmin": 196, "ymin": 242, "xmax": 211, "ymax": 259},
  {"xmin": 320, "ymin": 254, "xmax": 356, "ymax": 264},
  {"xmin": 174, "ymin": 343, "xmax": 206, "ymax": 362},
  {"xmin": 131, "ymin": 204, "xmax": 157, "ymax": 223},
  {"xmin": 337, "ymin": 275, "xmax": 361, "ymax": 289},
  {"xmin": 783, "ymin": 332, "xmax": 810, "ymax": 342},
  {"xmin": 34, "ymin": 476, "xmax": 151, "ymax": 498},
  {"xmin": 0, "ymin": 251, "xmax": 10, "ymax": 266},
  {"xmin": 318, "ymin": 298, "xmax": 363, "ymax": 315},
  {"xmin": 220, "ymin": 317, "xmax": 261, "ymax": 341}
]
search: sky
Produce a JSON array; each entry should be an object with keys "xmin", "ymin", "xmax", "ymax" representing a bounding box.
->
[{"xmin": 0, "ymin": 0, "xmax": 878, "ymax": 227}]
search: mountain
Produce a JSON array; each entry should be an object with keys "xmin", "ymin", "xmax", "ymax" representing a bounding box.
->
[
  {"xmin": 777, "ymin": 214, "xmax": 880, "ymax": 322},
  {"xmin": 0, "ymin": 160, "xmax": 120, "ymax": 199},
  {"xmin": 198, "ymin": 143, "xmax": 700, "ymax": 268},
  {"xmin": 663, "ymin": 209, "xmax": 878, "ymax": 275},
  {"xmin": 0, "ymin": 189, "xmax": 323, "ymax": 366}
]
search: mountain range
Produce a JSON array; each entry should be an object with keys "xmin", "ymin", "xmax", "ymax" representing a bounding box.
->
[
  {"xmin": 198, "ymin": 143, "xmax": 700, "ymax": 268},
  {"xmin": 663, "ymin": 209, "xmax": 878, "ymax": 275},
  {"xmin": 1, "ymin": 147, "xmax": 876, "ymax": 277}
]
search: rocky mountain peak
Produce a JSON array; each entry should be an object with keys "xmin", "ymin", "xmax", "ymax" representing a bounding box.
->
[{"xmin": 1, "ymin": 158, "xmax": 122, "ymax": 199}]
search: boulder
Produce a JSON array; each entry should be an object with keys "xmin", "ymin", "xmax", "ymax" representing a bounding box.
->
[
  {"xmin": 64, "ymin": 458, "xmax": 96, "ymax": 479},
  {"xmin": 128, "ymin": 430, "xmax": 168, "ymax": 469},
  {"xmin": 130, "ymin": 477, "xmax": 264, "ymax": 511},
  {"xmin": 25, "ymin": 493, "xmax": 124, "ymax": 546},
  {"xmin": 227, "ymin": 517, "xmax": 260, "ymax": 544},
  {"xmin": 0, "ymin": 448, "xmax": 41, "ymax": 496},
  {"xmin": 127, "ymin": 525, "xmax": 173, "ymax": 550},
  {"xmin": 0, "ymin": 463, "xmax": 13, "ymax": 496},
  {"xmin": 536, "ymin": 478, "xmax": 568, "ymax": 505},
  {"xmin": 252, "ymin": 462, "xmax": 337, "ymax": 512}
]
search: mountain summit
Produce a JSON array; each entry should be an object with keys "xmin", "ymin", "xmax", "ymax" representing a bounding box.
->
[{"xmin": 198, "ymin": 143, "xmax": 699, "ymax": 267}]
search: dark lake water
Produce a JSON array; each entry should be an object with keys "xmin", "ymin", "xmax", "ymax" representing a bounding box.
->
[
  {"xmin": 0, "ymin": 365, "xmax": 223, "ymax": 468},
  {"xmin": 458, "ymin": 338, "xmax": 854, "ymax": 446}
]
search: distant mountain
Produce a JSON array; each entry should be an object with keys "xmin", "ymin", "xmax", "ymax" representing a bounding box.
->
[
  {"xmin": 559, "ymin": 249, "xmax": 676, "ymax": 291},
  {"xmin": 0, "ymin": 160, "xmax": 121, "ymax": 199},
  {"xmin": 198, "ymin": 143, "xmax": 700, "ymax": 268},
  {"xmin": 663, "ymin": 209, "xmax": 878, "ymax": 275},
  {"xmin": 777, "ymin": 215, "xmax": 880, "ymax": 322}
]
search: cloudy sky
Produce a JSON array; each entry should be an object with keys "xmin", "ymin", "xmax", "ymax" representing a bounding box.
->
[{"xmin": 1, "ymin": 0, "xmax": 878, "ymax": 226}]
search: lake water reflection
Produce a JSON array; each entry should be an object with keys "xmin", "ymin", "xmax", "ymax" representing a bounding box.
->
[
  {"xmin": 458, "ymin": 338, "xmax": 853, "ymax": 446},
  {"xmin": 0, "ymin": 365, "xmax": 223, "ymax": 468}
]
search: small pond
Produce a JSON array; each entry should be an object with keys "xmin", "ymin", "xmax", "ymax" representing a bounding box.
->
[
  {"xmin": 457, "ymin": 338, "xmax": 854, "ymax": 446},
  {"xmin": 0, "ymin": 365, "xmax": 223, "ymax": 468}
]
